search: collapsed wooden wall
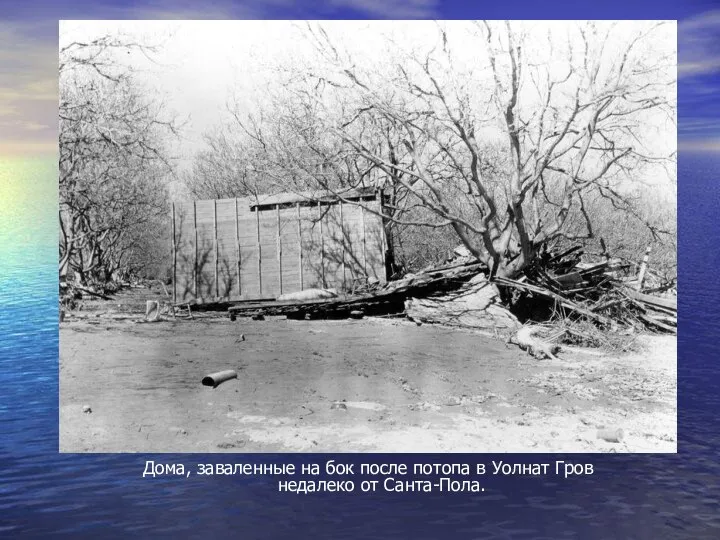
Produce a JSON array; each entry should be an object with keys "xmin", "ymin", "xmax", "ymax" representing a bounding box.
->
[{"xmin": 171, "ymin": 193, "xmax": 388, "ymax": 303}]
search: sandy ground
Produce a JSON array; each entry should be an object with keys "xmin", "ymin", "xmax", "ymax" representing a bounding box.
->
[{"xmin": 59, "ymin": 289, "xmax": 676, "ymax": 453}]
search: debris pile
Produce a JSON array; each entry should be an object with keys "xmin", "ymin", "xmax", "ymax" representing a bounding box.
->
[
  {"xmin": 494, "ymin": 245, "xmax": 676, "ymax": 334},
  {"xmin": 221, "ymin": 243, "xmax": 676, "ymax": 341}
]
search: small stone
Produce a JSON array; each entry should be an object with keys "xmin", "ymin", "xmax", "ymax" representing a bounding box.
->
[
  {"xmin": 330, "ymin": 402, "xmax": 348, "ymax": 411},
  {"xmin": 82, "ymin": 405, "xmax": 92, "ymax": 414}
]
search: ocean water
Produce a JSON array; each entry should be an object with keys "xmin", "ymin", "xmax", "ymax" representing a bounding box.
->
[{"xmin": 0, "ymin": 154, "xmax": 718, "ymax": 538}]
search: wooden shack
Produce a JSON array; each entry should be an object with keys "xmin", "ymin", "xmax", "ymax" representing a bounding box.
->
[{"xmin": 171, "ymin": 187, "xmax": 390, "ymax": 303}]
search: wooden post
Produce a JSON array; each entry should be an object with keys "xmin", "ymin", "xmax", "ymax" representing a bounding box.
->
[
  {"xmin": 379, "ymin": 198, "xmax": 389, "ymax": 282},
  {"xmin": 277, "ymin": 204, "xmax": 283, "ymax": 295},
  {"xmin": 339, "ymin": 200, "xmax": 346, "ymax": 291},
  {"xmin": 235, "ymin": 198, "xmax": 241, "ymax": 298},
  {"xmin": 318, "ymin": 201, "xmax": 326, "ymax": 289},
  {"xmin": 193, "ymin": 201, "xmax": 198, "ymax": 299},
  {"xmin": 213, "ymin": 199, "xmax": 218, "ymax": 299},
  {"xmin": 171, "ymin": 202, "xmax": 177, "ymax": 305},
  {"xmin": 256, "ymin": 207, "xmax": 262, "ymax": 296},
  {"xmin": 636, "ymin": 246, "xmax": 652, "ymax": 291},
  {"xmin": 296, "ymin": 202, "xmax": 303, "ymax": 290},
  {"xmin": 360, "ymin": 204, "xmax": 367, "ymax": 277}
]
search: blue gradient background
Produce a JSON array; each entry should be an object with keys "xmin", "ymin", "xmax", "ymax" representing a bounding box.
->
[{"xmin": 1, "ymin": 1, "xmax": 718, "ymax": 538}]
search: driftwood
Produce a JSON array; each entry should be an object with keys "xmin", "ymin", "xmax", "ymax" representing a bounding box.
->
[{"xmin": 510, "ymin": 325, "xmax": 561, "ymax": 360}]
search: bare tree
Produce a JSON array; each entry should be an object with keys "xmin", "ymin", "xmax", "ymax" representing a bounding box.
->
[
  {"xmin": 60, "ymin": 34, "xmax": 181, "ymax": 286},
  {"xmin": 257, "ymin": 21, "xmax": 677, "ymax": 278}
]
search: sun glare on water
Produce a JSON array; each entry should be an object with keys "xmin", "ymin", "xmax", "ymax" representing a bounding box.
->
[{"xmin": 0, "ymin": 156, "xmax": 57, "ymax": 269}]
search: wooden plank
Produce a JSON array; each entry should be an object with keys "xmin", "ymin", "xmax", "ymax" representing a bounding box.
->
[
  {"xmin": 193, "ymin": 201, "xmax": 198, "ymax": 299},
  {"xmin": 379, "ymin": 204, "xmax": 388, "ymax": 280},
  {"xmin": 360, "ymin": 204, "xmax": 367, "ymax": 277},
  {"xmin": 228, "ymin": 290, "xmax": 406, "ymax": 318},
  {"xmin": 297, "ymin": 202, "xmax": 303, "ymax": 290},
  {"xmin": 622, "ymin": 287, "xmax": 676, "ymax": 311},
  {"xmin": 548, "ymin": 245, "xmax": 582, "ymax": 264},
  {"xmin": 214, "ymin": 199, "xmax": 218, "ymax": 299},
  {"xmin": 256, "ymin": 207, "xmax": 262, "ymax": 296},
  {"xmin": 319, "ymin": 201, "xmax": 326, "ymax": 288},
  {"xmin": 340, "ymin": 200, "xmax": 346, "ymax": 291},
  {"xmin": 235, "ymin": 198, "xmax": 241, "ymax": 297},
  {"xmin": 635, "ymin": 247, "xmax": 652, "ymax": 291},
  {"xmin": 277, "ymin": 204, "xmax": 283, "ymax": 295},
  {"xmin": 639, "ymin": 314, "xmax": 676, "ymax": 333},
  {"xmin": 171, "ymin": 203, "xmax": 177, "ymax": 305}
]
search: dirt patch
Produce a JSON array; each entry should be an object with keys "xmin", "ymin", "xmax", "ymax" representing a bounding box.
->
[{"xmin": 60, "ymin": 297, "xmax": 676, "ymax": 453}]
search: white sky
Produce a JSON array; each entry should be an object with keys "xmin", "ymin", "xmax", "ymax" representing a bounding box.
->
[{"xmin": 60, "ymin": 20, "xmax": 677, "ymax": 188}]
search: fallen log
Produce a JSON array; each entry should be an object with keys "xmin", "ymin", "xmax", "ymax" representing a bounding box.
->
[{"xmin": 72, "ymin": 284, "xmax": 113, "ymax": 300}]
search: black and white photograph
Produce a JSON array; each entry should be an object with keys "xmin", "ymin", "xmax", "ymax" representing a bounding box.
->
[{"xmin": 59, "ymin": 20, "xmax": 677, "ymax": 453}]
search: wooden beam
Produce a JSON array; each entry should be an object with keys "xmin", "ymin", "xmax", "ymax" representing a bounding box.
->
[
  {"xmin": 622, "ymin": 287, "xmax": 676, "ymax": 311},
  {"xmin": 340, "ymin": 200, "xmax": 346, "ymax": 291},
  {"xmin": 635, "ymin": 246, "xmax": 652, "ymax": 291},
  {"xmin": 296, "ymin": 202, "xmax": 303, "ymax": 290},
  {"xmin": 213, "ymin": 199, "xmax": 218, "ymax": 299},
  {"xmin": 319, "ymin": 201, "xmax": 325, "ymax": 288},
  {"xmin": 235, "ymin": 197, "xmax": 241, "ymax": 298},
  {"xmin": 171, "ymin": 202, "xmax": 177, "ymax": 305},
  {"xmin": 379, "ymin": 201, "xmax": 389, "ymax": 281},
  {"xmin": 360, "ymin": 204, "xmax": 367, "ymax": 277},
  {"xmin": 639, "ymin": 314, "xmax": 676, "ymax": 333},
  {"xmin": 277, "ymin": 204, "xmax": 283, "ymax": 295},
  {"xmin": 193, "ymin": 201, "xmax": 198, "ymax": 299},
  {"xmin": 256, "ymin": 207, "xmax": 262, "ymax": 296}
]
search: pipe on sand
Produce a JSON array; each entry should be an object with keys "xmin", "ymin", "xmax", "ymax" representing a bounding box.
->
[{"xmin": 202, "ymin": 370, "xmax": 238, "ymax": 388}]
